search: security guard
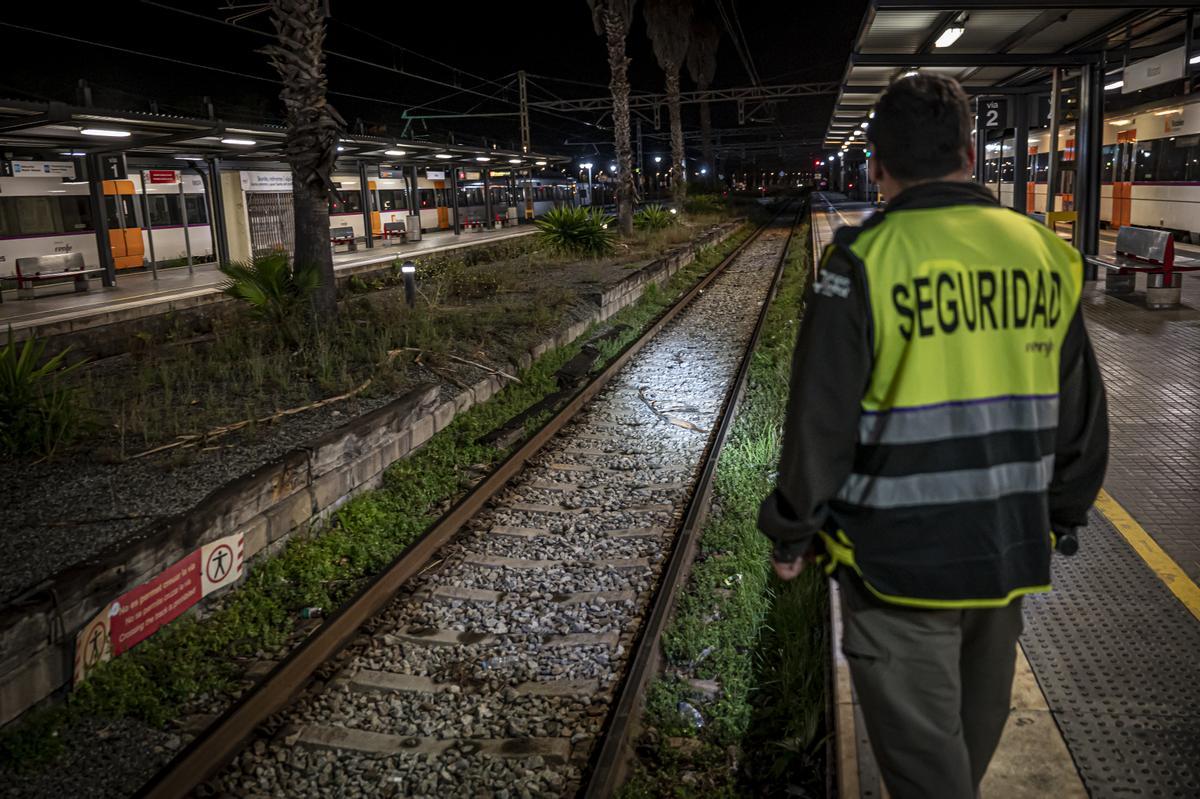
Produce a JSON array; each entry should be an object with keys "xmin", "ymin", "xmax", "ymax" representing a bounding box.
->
[{"xmin": 759, "ymin": 74, "xmax": 1108, "ymax": 798}]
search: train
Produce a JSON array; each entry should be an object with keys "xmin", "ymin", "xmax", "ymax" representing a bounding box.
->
[
  {"xmin": 0, "ymin": 166, "xmax": 578, "ymax": 276},
  {"xmin": 981, "ymin": 93, "xmax": 1200, "ymax": 241}
]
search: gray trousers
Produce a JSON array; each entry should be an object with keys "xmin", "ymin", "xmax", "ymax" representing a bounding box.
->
[{"xmin": 839, "ymin": 574, "xmax": 1023, "ymax": 799}]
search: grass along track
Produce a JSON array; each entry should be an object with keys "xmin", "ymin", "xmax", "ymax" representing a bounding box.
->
[{"xmin": 619, "ymin": 214, "xmax": 829, "ymax": 799}]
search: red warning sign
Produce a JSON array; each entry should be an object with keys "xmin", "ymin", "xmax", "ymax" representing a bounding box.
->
[{"xmin": 74, "ymin": 532, "xmax": 245, "ymax": 685}]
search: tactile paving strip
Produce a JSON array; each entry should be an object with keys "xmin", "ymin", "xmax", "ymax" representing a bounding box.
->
[{"xmin": 1022, "ymin": 509, "xmax": 1200, "ymax": 798}]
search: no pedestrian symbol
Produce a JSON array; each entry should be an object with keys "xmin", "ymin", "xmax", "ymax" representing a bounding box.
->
[
  {"xmin": 84, "ymin": 622, "xmax": 108, "ymax": 668},
  {"xmin": 206, "ymin": 543, "xmax": 234, "ymax": 583}
]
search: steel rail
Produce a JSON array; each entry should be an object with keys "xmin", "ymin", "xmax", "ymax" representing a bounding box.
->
[
  {"xmin": 580, "ymin": 197, "xmax": 808, "ymax": 798},
  {"xmin": 136, "ymin": 212, "xmax": 779, "ymax": 799}
]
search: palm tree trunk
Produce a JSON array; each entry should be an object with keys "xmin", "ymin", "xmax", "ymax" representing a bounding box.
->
[
  {"xmin": 265, "ymin": 0, "xmax": 341, "ymax": 321},
  {"xmin": 666, "ymin": 70, "xmax": 686, "ymax": 205},
  {"xmin": 603, "ymin": 12, "xmax": 635, "ymax": 238}
]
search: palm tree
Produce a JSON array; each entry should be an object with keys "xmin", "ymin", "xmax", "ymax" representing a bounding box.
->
[
  {"xmin": 644, "ymin": 0, "xmax": 693, "ymax": 205},
  {"xmin": 262, "ymin": 0, "xmax": 344, "ymax": 320},
  {"xmin": 686, "ymin": 15, "xmax": 720, "ymax": 178},
  {"xmin": 586, "ymin": 0, "xmax": 638, "ymax": 237}
]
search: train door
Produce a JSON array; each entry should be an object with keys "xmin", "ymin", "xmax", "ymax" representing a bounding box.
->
[
  {"xmin": 103, "ymin": 180, "xmax": 145, "ymax": 269},
  {"xmin": 1027, "ymin": 146, "xmax": 1037, "ymax": 210},
  {"xmin": 1058, "ymin": 138, "xmax": 1075, "ymax": 210},
  {"xmin": 367, "ymin": 180, "xmax": 381, "ymax": 238},
  {"xmin": 1112, "ymin": 130, "xmax": 1136, "ymax": 230},
  {"xmin": 434, "ymin": 180, "xmax": 449, "ymax": 229}
]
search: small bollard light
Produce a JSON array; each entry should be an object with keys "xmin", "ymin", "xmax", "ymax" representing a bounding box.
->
[
  {"xmin": 401, "ymin": 261, "xmax": 417, "ymax": 308},
  {"xmin": 669, "ymin": 208, "xmax": 677, "ymax": 215}
]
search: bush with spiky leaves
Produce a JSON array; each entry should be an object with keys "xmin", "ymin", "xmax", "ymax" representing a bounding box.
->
[
  {"xmin": 634, "ymin": 203, "xmax": 677, "ymax": 231},
  {"xmin": 683, "ymin": 193, "xmax": 726, "ymax": 215},
  {"xmin": 0, "ymin": 331, "xmax": 86, "ymax": 457},
  {"xmin": 219, "ymin": 252, "xmax": 322, "ymax": 342},
  {"xmin": 534, "ymin": 206, "xmax": 617, "ymax": 257}
]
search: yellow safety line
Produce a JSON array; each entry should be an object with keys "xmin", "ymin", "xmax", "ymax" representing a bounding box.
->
[{"xmin": 1095, "ymin": 488, "xmax": 1200, "ymax": 623}]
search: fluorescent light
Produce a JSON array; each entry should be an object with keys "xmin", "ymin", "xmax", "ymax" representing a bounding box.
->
[
  {"xmin": 1153, "ymin": 108, "xmax": 1182, "ymax": 116},
  {"xmin": 336, "ymin": 146, "xmax": 345, "ymax": 151},
  {"xmin": 903, "ymin": 70, "xmax": 919, "ymax": 78},
  {"xmin": 435, "ymin": 153, "xmax": 453, "ymax": 159},
  {"xmin": 1105, "ymin": 80, "xmax": 1124, "ymax": 91},
  {"xmin": 934, "ymin": 25, "xmax": 965, "ymax": 48},
  {"xmin": 174, "ymin": 155, "xmax": 204, "ymax": 161},
  {"xmin": 869, "ymin": 111, "xmax": 875, "ymax": 119},
  {"xmin": 508, "ymin": 158, "xmax": 522, "ymax": 164},
  {"xmin": 1109, "ymin": 118, "xmax": 1133, "ymax": 126},
  {"xmin": 1192, "ymin": 54, "xmax": 1200, "ymax": 65},
  {"xmin": 535, "ymin": 160, "xmax": 547, "ymax": 166},
  {"xmin": 221, "ymin": 138, "xmax": 256, "ymax": 145},
  {"xmin": 81, "ymin": 128, "xmax": 130, "ymax": 138},
  {"xmin": 60, "ymin": 151, "xmax": 85, "ymax": 156},
  {"xmin": 580, "ymin": 162, "xmax": 593, "ymax": 169},
  {"xmin": 859, "ymin": 121, "xmax": 868, "ymax": 128},
  {"xmin": 475, "ymin": 156, "xmax": 491, "ymax": 162},
  {"xmin": 48, "ymin": 189, "xmax": 66, "ymax": 193},
  {"xmin": 385, "ymin": 149, "xmax": 406, "ymax": 156}
]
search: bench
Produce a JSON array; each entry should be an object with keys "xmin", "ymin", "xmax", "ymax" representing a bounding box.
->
[
  {"xmin": 330, "ymin": 226, "xmax": 357, "ymax": 253},
  {"xmin": 2, "ymin": 253, "xmax": 104, "ymax": 302},
  {"xmin": 1084, "ymin": 226, "xmax": 1199, "ymax": 309},
  {"xmin": 382, "ymin": 221, "xmax": 407, "ymax": 245}
]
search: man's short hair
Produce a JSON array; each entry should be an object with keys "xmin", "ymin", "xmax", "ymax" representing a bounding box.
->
[{"xmin": 869, "ymin": 74, "xmax": 972, "ymax": 182}]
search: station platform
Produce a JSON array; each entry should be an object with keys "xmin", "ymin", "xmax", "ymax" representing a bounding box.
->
[
  {"xmin": 0, "ymin": 225, "xmax": 533, "ymax": 340},
  {"xmin": 814, "ymin": 194, "xmax": 1200, "ymax": 798}
]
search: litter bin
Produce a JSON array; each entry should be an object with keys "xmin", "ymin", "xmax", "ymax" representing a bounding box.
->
[{"xmin": 406, "ymin": 215, "xmax": 421, "ymax": 242}]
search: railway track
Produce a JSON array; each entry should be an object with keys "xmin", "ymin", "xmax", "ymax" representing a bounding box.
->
[{"xmin": 138, "ymin": 200, "xmax": 806, "ymax": 799}]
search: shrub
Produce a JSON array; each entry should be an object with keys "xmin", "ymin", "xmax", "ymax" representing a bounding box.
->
[
  {"xmin": 534, "ymin": 206, "xmax": 616, "ymax": 257},
  {"xmin": 218, "ymin": 252, "xmax": 321, "ymax": 341},
  {"xmin": 634, "ymin": 203, "xmax": 677, "ymax": 231},
  {"xmin": 0, "ymin": 332, "xmax": 86, "ymax": 457},
  {"xmin": 682, "ymin": 193, "xmax": 726, "ymax": 215}
]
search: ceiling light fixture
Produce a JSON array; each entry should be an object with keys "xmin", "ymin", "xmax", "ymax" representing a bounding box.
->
[
  {"xmin": 935, "ymin": 24, "xmax": 965, "ymax": 48},
  {"xmin": 1108, "ymin": 118, "xmax": 1133, "ymax": 126},
  {"xmin": 81, "ymin": 128, "xmax": 130, "ymax": 138},
  {"xmin": 1105, "ymin": 80, "xmax": 1124, "ymax": 91},
  {"xmin": 385, "ymin": 149, "xmax": 406, "ymax": 156},
  {"xmin": 435, "ymin": 153, "xmax": 453, "ymax": 159},
  {"xmin": 221, "ymin": 137, "xmax": 256, "ymax": 145},
  {"xmin": 475, "ymin": 156, "xmax": 491, "ymax": 162}
]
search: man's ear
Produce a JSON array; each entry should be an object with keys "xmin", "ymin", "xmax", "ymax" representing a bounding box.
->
[
  {"xmin": 964, "ymin": 144, "xmax": 976, "ymax": 175},
  {"xmin": 869, "ymin": 157, "xmax": 884, "ymax": 184}
]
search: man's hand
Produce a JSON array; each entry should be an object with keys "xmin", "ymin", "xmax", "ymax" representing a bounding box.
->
[{"xmin": 772, "ymin": 555, "xmax": 806, "ymax": 581}]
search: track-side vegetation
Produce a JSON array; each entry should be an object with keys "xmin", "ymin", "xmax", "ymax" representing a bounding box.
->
[
  {"xmin": 0, "ymin": 223, "xmax": 755, "ymax": 776},
  {"xmin": 0, "ymin": 333, "xmax": 87, "ymax": 458},
  {"xmin": 620, "ymin": 219, "xmax": 829, "ymax": 798}
]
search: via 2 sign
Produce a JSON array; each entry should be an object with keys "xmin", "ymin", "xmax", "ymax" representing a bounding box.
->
[{"xmin": 979, "ymin": 98, "xmax": 1007, "ymax": 129}]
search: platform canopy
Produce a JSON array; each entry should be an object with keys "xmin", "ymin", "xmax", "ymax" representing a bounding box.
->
[
  {"xmin": 825, "ymin": 1, "xmax": 1196, "ymax": 148},
  {"xmin": 0, "ymin": 98, "xmax": 568, "ymax": 169}
]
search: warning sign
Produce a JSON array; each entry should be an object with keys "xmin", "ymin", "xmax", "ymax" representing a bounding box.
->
[{"xmin": 74, "ymin": 532, "xmax": 245, "ymax": 685}]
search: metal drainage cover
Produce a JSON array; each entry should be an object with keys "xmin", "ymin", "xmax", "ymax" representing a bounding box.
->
[{"xmin": 1022, "ymin": 509, "xmax": 1200, "ymax": 798}]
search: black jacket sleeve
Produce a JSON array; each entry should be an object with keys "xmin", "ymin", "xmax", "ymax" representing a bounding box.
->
[
  {"xmin": 757, "ymin": 243, "xmax": 873, "ymax": 561},
  {"xmin": 1048, "ymin": 301, "xmax": 1109, "ymax": 536}
]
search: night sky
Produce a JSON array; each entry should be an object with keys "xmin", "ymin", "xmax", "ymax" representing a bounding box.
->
[{"xmin": 3, "ymin": 1, "xmax": 866, "ymax": 171}]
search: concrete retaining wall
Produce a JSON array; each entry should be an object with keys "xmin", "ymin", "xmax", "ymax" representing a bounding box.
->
[{"xmin": 0, "ymin": 221, "xmax": 740, "ymax": 728}]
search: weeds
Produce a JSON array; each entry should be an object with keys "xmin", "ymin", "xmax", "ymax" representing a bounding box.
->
[
  {"xmin": 0, "ymin": 331, "xmax": 87, "ymax": 457},
  {"xmin": 218, "ymin": 251, "xmax": 321, "ymax": 344},
  {"xmin": 634, "ymin": 204, "xmax": 678, "ymax": 231}
]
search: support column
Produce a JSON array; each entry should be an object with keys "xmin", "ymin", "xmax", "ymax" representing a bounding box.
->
[
  {"xmin": 358, "ymin": 160, "xmax": 374, "ymax": 249},
  {"xmin": 1013, "ymin": 95, "xmax": 1029, "ymax": 215},
  {"xmin": 449, "ymin": 165, "xmax": 461, "ymax": 235},
  {"xmin": 85, "ymin": 154, "xmax": 116, "ymax": 287},
  {"xmin": 1076, "ymin": 61, "xmax": 1103, "ymax": 265},
  {"xmin": 206, "ymin": 157, "xmax": 229, "ymax": 264},
  {"xmin": 1046, "ymin": 68, "xmax": 1062, "ymax": 215},
  {"xmin": 407, "ymin": 166, "xmax": 420, "ymax": 216},
  {"xmin": 482, "ymin": 167, "xmax": 494, "ymax": 229},
  {"xmin": 139, "ymin": 170, "xmax": 159, "ymax": 280},
  {"xmin": 973, "ymin": 98, "xmax": 986, "ymax": 184}
]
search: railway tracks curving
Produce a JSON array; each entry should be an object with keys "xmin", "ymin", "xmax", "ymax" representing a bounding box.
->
[{"xmin": 137, "ymin": 199, "xmax": 807, "ymax": 799}]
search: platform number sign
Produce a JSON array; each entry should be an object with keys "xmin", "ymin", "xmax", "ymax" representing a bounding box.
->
[{"xmin": 979, "ymin": 98, "xmax": 1007, "ymax": 130}]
